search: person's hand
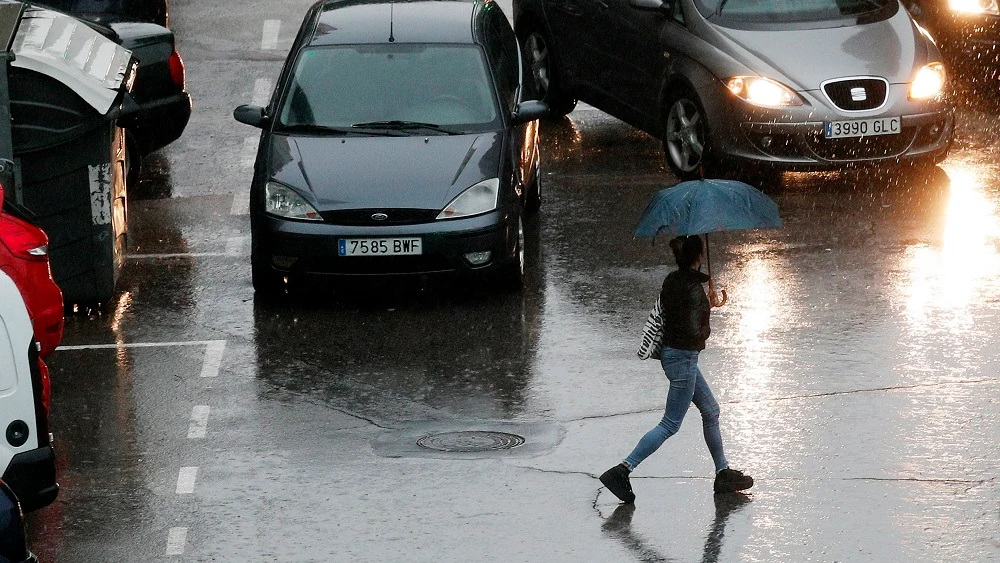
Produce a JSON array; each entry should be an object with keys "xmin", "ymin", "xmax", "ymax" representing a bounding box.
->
[{"xmin": 709, "ymin": 288, "xmax": 728, "ymax": 308}]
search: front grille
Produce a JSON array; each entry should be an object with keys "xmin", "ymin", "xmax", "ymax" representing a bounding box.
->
[
  {"xmin": 823, "ymin": 78, "xmax": 888, "ymax": 111},
  {"xmin": 808, "ymin": 127, "xmax": 916, "ymax": 160},
  {"xmin": 319, "ymin": 208, "xmax": 440, "ymax": 226}
]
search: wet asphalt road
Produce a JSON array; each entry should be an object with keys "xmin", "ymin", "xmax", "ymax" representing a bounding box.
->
[{"xmin": 22, "ymin": 1, "xmax": 1000, "ymax": 561}]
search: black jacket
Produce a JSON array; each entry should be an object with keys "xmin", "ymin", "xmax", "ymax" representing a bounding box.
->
[{"xmin": 659, "ymin": 268, "xmax": 711, "ymax": 351}]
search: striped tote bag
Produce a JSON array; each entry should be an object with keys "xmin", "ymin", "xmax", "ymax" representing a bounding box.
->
[{"xmin": 636, "ymin": 297, "xmax": 663, "ymax": 360}]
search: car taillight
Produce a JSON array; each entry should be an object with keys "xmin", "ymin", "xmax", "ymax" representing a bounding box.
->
[
  {"xmin": 168, "ymin": 50, "xmax": 186, "ymax": 89},
  {"xmin": 0, "ymin": 215, "xmax": 49, "ymax": 262}
]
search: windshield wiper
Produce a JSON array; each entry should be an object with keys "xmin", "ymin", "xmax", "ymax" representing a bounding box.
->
[
  {"xmin": 351, "ymin": 120, "xmax": 461, "ymax": 135},
  {"xmin": 716, "ymin": 0, "xmax": 730, "ymax": 15},
  {"xmin": 278, "ymin": 123, "xmax": 400, "ymax": 136}
]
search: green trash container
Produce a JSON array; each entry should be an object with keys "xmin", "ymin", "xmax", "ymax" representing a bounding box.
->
[{"xmin": 2, "ymin": 4, "xmax": 136, "ymax": 306}]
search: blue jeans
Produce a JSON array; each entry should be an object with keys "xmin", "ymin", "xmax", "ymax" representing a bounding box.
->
[{"xmin": 624, "ymin": 348, "xmax": 729, "ymax": 473}]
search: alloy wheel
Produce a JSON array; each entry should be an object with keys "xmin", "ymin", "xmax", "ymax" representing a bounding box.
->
[
  {"xmin": 665, "ymin": 98, "xmax": 706, "ymax": 174},
  {"xmin": 525, "ymin": 32, "xmax": 552, "ymax": 100}
]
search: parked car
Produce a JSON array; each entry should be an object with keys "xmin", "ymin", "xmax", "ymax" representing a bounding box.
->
[
  {"xmin": 35, "ymin": 0, "xmax": 168, "ymax": 26},
  {"xmin": 513, "ymin": 0, "xmax": 955, "ymax": 179},
  {"xmin": 0, "ymin": 479, "xmax": 36, "ymax": 563},
  {"xmin": 0, "ymin": 184, "xmax": 63, "ymax": 358},
  {"xmin": 904, "ymin": 0, "xmax": 1000, "ymax": 79},
  {"xmin": 234, "ymin": 0, "xmax": 548, "ymax": 294},
  {"xmin": 0, "ymin": 269, "xmax": 57, "ymax": 514}
]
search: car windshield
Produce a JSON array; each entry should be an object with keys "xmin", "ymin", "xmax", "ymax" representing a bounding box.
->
[
  {"xmin": 277, "ymin": 44, "xmax": 499, "ymax": 134},
  {"xmin": 700, "ymin": 0, "xmax": 891, "ymax": 23}
]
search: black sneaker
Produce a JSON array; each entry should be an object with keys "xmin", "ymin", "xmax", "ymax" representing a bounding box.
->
[
  {"xmin": 714, "ymin": 467, "xmax": 754, "ymax": 494},
  {"xmin": 600, "ymin": 464, "xmax": 636, "ymax": 504}
]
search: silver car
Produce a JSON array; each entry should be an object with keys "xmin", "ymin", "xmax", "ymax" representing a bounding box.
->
[{"xmin": 513, "ymin": 0, "xmax": 954, "ymax": 179}]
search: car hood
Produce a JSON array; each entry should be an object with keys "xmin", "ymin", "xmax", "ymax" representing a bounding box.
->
[
  {"xmin": 708, "ymin": 9, "xmax": 929, "ymax": 90},
  {"xmin": 268, "ymin": 132, "xmax": 503, "ymax": 211}
]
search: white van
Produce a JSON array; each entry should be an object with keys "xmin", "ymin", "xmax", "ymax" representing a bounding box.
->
[{"xmin": 0, "ymin": 270, "xmax": 57, "ymax": 512}]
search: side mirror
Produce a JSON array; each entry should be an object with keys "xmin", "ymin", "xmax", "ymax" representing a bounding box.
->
[
  {"xmin": 511, "ymin": 100, "xmax": 549, "ymax": 125},
  {"xmin": 629, "ymin": 0, "xmax": 668, "ymax": 12},
  {"xmin": 234, "ymin": 104, "xmax": 269, "ymax": 128},
  {"xmin": 114, "ymin": 92, "xmax": 142, "ymax": 128}
]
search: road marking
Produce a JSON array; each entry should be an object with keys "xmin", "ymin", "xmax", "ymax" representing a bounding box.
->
[
  {"xmin": 188, "ymin": 405, "xmax": 210, "ymax": 439},
  {"xmin": 200, "ymin": 340, "xmax": 226, "ymax": 378},
  {"xmin": 261, "ymin": 20, "xmax": 280, "ymax": 50},
  {"xmin": 252, "ymin": 78, "xmax": 272, "ymax": 106},
  {"xmin": 166, "ymin": 527, "xmax": 187, "ymax": 555},
  {"xmin": 59, "ymin": 340, "xmax": 227, "ymax": 350},
  {"xmin": 240, "ymin": 135, "xmax": 257, "ymax": 167},
  {"xmin": 225, "ymin": 236, "xmax": 247, "ymax": 257},
  {"xmin": 129, "ymin": 252, "xmax": 231, "ymax": 259},
  {"xmin": 176, "ymin": 467, "xmax": 198, "ymax": 494},
  {"xmin": 231, "ymin": 187, "xmax": 251, "ymax": 216}
]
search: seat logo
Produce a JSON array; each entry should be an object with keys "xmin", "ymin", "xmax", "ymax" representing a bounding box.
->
[
  {"xmin": 850, "ymin": 87, "xmax": 867, "ymax": 102},
  {"xmin": 371, "ymin": 213, "xmax": 389, "ymax": 221}
]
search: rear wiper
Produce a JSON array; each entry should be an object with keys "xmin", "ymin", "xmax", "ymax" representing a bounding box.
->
[{"xmin": 351, "ymin": 120, "xmax": 461, "ymax": 135}]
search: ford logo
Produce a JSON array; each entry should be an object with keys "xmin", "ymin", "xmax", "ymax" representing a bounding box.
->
[{"xmin": 371, "ymin": 213, "xmax": 389, "ymax": 221}]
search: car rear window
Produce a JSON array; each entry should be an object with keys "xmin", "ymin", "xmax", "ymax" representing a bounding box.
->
[
  {"xmin": 277, "ymin": 44, "xmax": 500, "ymax": 130},
  {"xmin": 698, "ymin": 0, "xmax": 895, "ymax": 25}
]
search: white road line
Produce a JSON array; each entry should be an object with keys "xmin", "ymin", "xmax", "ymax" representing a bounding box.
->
[
  {"xmin": 240, "ymin": 135, "xmax": 257, "ymax": 167},
  {"xmin": 252, "ymin": 78, "xmax": 272, "ymax": 106},
  {"xmin": 129, "ymin": 252, "xmax": 230, "ymax": 259},
  {"xmin": 200, "ymin": 340, "xmax": 226, "ymax": 378},
  {"xmin": 176, "ymin": 467, "xmax": 198, "ymax": 494},
  {"xmin": 261, "ymin": 20, "xmax": 280, "ymax": 50},
  {"xmin": 188, "ymin": 405, "xmax": 210, "ymax": 439},
  {"xmin": 166, "ymin": 527, "xmax": 188, "ymax": 556},
  {"xmin": 225, "ymin": 236, "xmax": 247, "ymax": 257},
  {"xmin": 59, "ymin": 340, "xmax": 227, "ymax": 351},
  {"xmin": 231, "ymin": 188, "xmax": 251, "ymax": 216}
]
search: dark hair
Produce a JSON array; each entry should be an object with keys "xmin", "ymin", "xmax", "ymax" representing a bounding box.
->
[{"xmin": 669, "ymin": 235, "xmax": 704, "ymax": 269}]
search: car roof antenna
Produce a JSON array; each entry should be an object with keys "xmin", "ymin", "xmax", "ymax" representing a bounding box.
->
[{"xmin": 389, "ymin": 2, "xmax": 395, "ymax": 42}]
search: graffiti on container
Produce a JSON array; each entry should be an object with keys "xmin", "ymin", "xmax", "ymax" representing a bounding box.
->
[{"xmin": 89, "ymin": 163, "xmax": 112, "ymax": 226}]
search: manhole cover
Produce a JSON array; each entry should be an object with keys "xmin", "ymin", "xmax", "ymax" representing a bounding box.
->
[{"xmin": 416, "ymin": 431, "xmax": 526, "ymax": 452}]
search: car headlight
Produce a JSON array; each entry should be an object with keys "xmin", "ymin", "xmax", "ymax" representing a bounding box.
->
[
  {"xmin": 436, "ymin": 178, "xmax": 500, "ymax": 220},
  {"xmin": 726, "ymin": 76, "xmax": 803, "ymax": 108},
  {"xmin": 949, "ymin": 0, "xmax": 999, "ymax": 15},
  {"xmin": 909, "ymin": 62, "xmax": 946, "ymax": 100},
  {"xmin": 264, "ymin": 182, "xmax": 322, "ymax": 221}
]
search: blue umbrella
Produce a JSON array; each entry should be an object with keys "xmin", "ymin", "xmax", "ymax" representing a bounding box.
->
[
  {"xmin": 633, "ymin": 178, "xmax": 781, "ymax": 239},
  {"xmin": 633, "ymin": 179, "xmax": 782, "ymax": 306}
]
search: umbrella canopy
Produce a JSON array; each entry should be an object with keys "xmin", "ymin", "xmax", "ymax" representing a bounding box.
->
[{"xmin": 633, "ymin": 178, "xmax": 781, "ymax": 238}]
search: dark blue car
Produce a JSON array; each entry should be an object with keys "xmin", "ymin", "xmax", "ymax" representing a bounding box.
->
[
  {"xmin": 0, "ymin": 480, "xmax": 36, "ymax": 563},
  {"xmin": 234, "ymin": 0, "xmax": 548, "ymax": 295}
]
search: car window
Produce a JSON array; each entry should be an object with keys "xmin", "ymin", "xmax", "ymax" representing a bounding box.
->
[
  {"xmin": 484, "ymin": 17, "xmax": 519, "ymax": 110},
  {"xmin": 277, "ymin": 44, "xmax": 500, "ymax": 131},
  {"xmin": 697, "ymin": 0, "xmax": 895, "ymax": 24}
]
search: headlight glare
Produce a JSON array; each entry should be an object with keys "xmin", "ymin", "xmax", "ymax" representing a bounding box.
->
[
  {"xmin": 264, "ymin": 182, "xmax": 322, "ymax": 221},
  {"xmin": 436, "ymin": 178, "xmax": 500, "ymax": 220},
  {"xmin": 726, "ymin": 76, "xmax": 803, "ymax": 108},
  {"xmin": 948, "ymin": 0, "xmax": 1000, "ymax": 15},
  {"xmin": 909, "ymin": 62, "xmax": 947, "ymax": 100}
]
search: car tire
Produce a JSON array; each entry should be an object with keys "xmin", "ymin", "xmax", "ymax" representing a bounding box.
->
[
  {"xmin": 521, "ymin": 28, "xmax": 577, "ymax": 117},
  {"xmin": 524, "ymin": 163, "xmax": 542, "ymax": 215},
  {"xmin": 251, "ymin": 244, "xmax": 285, "ymax": 298},
  {"xmin": 495, "ymin": 215, "xmax": 525, "ymax": 292},
  {"xmin": 662, "ymin": 90, "xmax": 712, "ymax": 180}
]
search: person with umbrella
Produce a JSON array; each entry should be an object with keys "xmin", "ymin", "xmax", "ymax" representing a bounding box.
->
[{"xmin": 599, "ymin": 179, "xmax": 781, "ymax": 504}]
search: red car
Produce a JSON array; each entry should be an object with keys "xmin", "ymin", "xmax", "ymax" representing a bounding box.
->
[{"xmin": 0, "ymin": 184, "xmax": 63, "ymax": 358}]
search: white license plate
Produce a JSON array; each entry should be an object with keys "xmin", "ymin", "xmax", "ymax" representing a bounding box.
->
[
  {"xmin": 338, "ymin": 237, "xmax": 422, "ymax": 257},
  {"xmin": 825, "ymin": 117, "xmax": 901, "ymax": 139}
]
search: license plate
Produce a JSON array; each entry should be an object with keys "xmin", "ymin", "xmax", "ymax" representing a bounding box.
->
[
  {"xmin": 825, "ymin": 117, "xmax": 901, "ymax": 139},
  {"xmin": 338, "ymin": 237, "xmax": 422, "ymax": 257}
]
